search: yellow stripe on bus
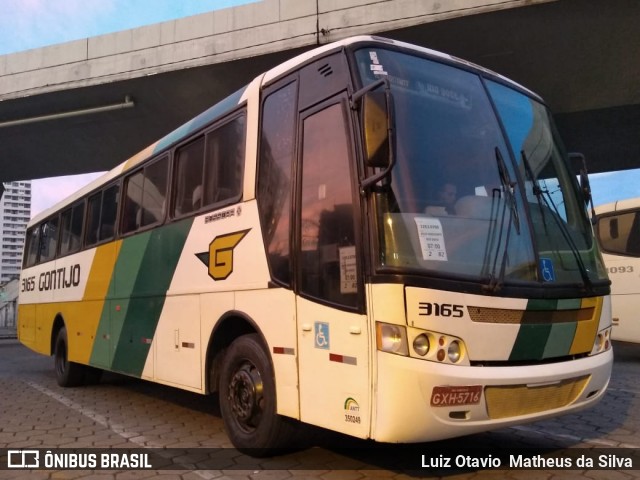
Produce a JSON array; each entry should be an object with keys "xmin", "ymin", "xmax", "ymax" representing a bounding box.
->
[
  {"xmin": 67, "ymin": 241, "xmax": 122, "ymax": 364},
  {"xmin": 123, "ymin": 143, "xmax": 157, "ymax": 172},
  {"xmin": 569, "ymin": 297, "xmax": 602, "ymax": 355}
]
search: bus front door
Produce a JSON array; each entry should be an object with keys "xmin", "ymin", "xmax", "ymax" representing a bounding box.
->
[{"xmin": 295, "ymin": 98, "xmax": 370, "ymax": 437}]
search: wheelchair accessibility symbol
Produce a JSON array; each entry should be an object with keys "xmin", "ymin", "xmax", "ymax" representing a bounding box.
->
[
  {"xmin": 540, "ymin": 257, "xmax": 556, "ymax": 282},
  {"xmin": 315, "ymin": 322, "xmax": 330, "ymax": 350}
]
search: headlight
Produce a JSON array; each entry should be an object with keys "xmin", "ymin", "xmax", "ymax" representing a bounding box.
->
[
  {"xmin": 413, "ymin": 334, "xmax": 430, "ymax": 356},
  {"xmin": 448, "ymin": 341, "xmax": 461, "ymax": 363},
  {"xmin": 592, "ymin": 326, "xmax": 612, "ymax": 354},
  {"xmin": 376, "ymin": 322, "xmax": 408, "ymax": 355}
]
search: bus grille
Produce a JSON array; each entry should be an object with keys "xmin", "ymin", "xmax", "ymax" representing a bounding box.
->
[
  {"xmin": 467, "ymin": 306, "xmax": 595, "ymax": 324},
  {"xmin": 485, "ymin": 375, "xmax": 590, "ymax": 419}
]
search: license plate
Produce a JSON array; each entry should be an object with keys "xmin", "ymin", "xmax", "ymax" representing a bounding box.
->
[{"xmin": 430, "ymin": 385, "xmax": 483, "ymax": 407}]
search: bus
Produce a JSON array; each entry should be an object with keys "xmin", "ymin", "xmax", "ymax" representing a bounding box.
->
[
  {"xmin": 595, "ymin": 198, "xmax": 640, "ymax": 343},
  {"xmin": 19, "ymin": 36, "xmax": 613, "ymax": 453}
]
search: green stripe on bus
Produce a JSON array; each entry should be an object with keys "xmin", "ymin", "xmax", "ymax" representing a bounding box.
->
[
  {"xmin": 509, "ymin": 323, "xmax": 552, "ymax": 361},
  {"xmin": 526, "ymin": 299, "xmax": 558, "ymax": 311},
  {"xmin": 89, "ymin": 233, "xmax": 152, "ymax": 369},
  {"xmin": 111, "ymin": 219, "xmax": 193, "ymax": 376},
  {"xmin": 556, "ymin": 298, "xmax": 582, "ymax": 310},
  {"xmin": 542, "ymin": 322, "xmax": 577, "ymax": 358}
]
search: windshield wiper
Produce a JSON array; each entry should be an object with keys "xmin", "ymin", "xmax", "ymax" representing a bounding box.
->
[
  {"xmin": 521, "ymin": 150, "xmax": 549, "ymax": 234},
  {"xmin": 519, "ymin": 151, "xmax": 593, "ymax": 292},
  {"xmin": 495, "ymin": 147, "xmax": 520, "ymax": 235},
  {"xmin": 483, "ymin": 147, "xmax": 521, "ymax": 293},
  {"xmin": 533, "ymin": 175, "xmax": 594, "ymax": 293}
]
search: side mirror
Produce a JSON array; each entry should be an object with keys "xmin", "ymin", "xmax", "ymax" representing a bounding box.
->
[
  {"xmin": 568, "ymin": 152, "xmax": 592, "ymax": 206},
  {"xmin": 362, "ymin": 91, "xmax": 390, "ymax": 168}
]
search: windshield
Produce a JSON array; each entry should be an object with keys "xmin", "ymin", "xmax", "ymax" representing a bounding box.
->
[{"xmin": 353, "ymin": 47, "xmax": 608, "ymax": 290}]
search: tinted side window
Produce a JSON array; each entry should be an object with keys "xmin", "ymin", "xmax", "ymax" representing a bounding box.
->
[
  {"xmin": 258, "ymin": 82, "xmax": 296, "ymax": 285},
  {"xmin": 100, "ymin": 185, "xmax": 119, "ymax": 241},
  {"xmin": 597, "ymin": 210, "xmax": 640, "ymax": 256},
  {"xmin": 174, "ymin": 137, "xmax": 205, "ymax": 216},
  {"xmin": 59, "ymin": 202, "xmax": 85, "ymax": 256},
  {"xmin": 24, "ymin": 226, "xmax": 41, "ymax": 267},
  {"xmin": 85, "ymin": 184, "xmax": 119, "ymax": 246},
  {"xmin": 40, "ymin": 216, "xmax": 59, "ymax": 263},
  {"xmin": 142, "ymin": 158, "xmax": 168, "ymax": 226},
  {"xmin": 69, "ymin": 202, "xmax": 85, "ymax": 254},
  {"xmin": 122, "ymin": 156, "xmax": 168, "ymax": 234},
  {"xmin": 203, "ymin": 115, "xmax": 245, "ymax": 207},
  {"xmin": 122, "ymin": 171, "xmax": 144, "ymax": 234},
  {"xmin": 298, "ymin": 102, "xmax": 359, "ymax": 308},
  {"xmin": 86, "ymin": 193, "xmax": 102, "ymax": 246}
]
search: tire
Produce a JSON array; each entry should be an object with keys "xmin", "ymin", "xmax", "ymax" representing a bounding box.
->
[
  {"xmin": 54, "ymin": 326, "xmax": 86, "ymax": 387},
  {"xmin": 219, "ymin": 334, "xmax": 297, "ymax": 455}
]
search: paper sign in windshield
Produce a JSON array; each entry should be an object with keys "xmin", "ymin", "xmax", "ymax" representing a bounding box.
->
[
  {"xmin": 339, "ymin": 246, "xmax": 357, "ymax": 294},
  {"xmin": 415, "ymin": 218, "xmax": 448, "ymax": 261}
]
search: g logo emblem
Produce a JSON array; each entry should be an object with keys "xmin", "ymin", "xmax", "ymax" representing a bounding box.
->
[{"xmin": 207, "ymin": 230, "xmax": 250, "ymax": 280}]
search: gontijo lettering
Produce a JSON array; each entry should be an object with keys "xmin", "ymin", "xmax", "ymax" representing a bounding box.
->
[
  {"xmin": 39, "ymin": 265, "xmax": 81, "ymax": 291},
  {"xmin": 20, "ymin": 265, "xmax": 81, "ymax": 292}
]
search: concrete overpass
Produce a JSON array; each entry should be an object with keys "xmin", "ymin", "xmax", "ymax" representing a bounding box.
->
[{"xmin": 0, "ymin": 0, "xmax": 638, "ymax": 185}]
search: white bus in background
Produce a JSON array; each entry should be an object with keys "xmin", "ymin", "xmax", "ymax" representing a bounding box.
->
[{"xmin": 595, "ymin": 198, "xmax": 640, "ymax": 343}]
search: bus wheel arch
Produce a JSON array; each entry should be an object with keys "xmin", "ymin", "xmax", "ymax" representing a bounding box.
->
[
  {"xmin": 205, "ymin": 311, "xmax": 263, "ymax": 394},
  {"xmin": 206, "ymin": 312, "xmax": 296, "ymax": 454},
  {"xmin": 219, "ymin": 332, "xmax": 296, "ymax": 454}
]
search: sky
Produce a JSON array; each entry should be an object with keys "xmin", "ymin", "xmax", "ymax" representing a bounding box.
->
[
  {"xmin": 0, "ymin": 0, "xmax": 255, "ymax": 56},
  {"xmin": 3, "ymin": 0, "xmax": 639, "ymax": 217},
  {"xmin": 0, "ymin": 0, "xmax": 254, "ymax": 217}
]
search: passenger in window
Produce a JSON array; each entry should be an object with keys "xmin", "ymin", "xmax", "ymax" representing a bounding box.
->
[
  {"xmin": 192, "ymin": 185, "xmax": 203, "ymax": 211},
  {"xmin": 425, "ymin": 182, "xmax": 457, "ymax": 216}
]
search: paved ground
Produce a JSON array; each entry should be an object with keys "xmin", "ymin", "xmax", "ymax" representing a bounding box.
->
[{"xmin": 0, "ymin": 339, "xmax": 639, "ymax": 479}]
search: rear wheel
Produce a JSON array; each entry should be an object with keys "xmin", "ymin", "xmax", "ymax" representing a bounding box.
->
[
  {"xmin": 54, "ymin": 326, "xmax": 87, "ymax": 387},
  {"xmin": 219, "ymin": 334, "xmax": 297, "ymax": 455}
]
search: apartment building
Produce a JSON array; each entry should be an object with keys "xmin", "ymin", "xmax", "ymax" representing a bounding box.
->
[{"xmin": 0, "ymin": 181, "xmax": 31, "ymax": 284}]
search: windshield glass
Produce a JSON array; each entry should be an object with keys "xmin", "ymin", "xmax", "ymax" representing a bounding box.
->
[
  {"xmin": 353, "ymin": 47, "xmax": 607, "ymax": 288},
  {"xmin": 486, "ymin": 80, "xmax": 608, "ymax": 284}
]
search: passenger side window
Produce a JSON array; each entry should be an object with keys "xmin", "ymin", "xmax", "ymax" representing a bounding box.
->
[
  {"xmin": 122, "ymin": 156, "xmax": 168, "ymax": 233},
  {"xmin": 39, "ymin": 216, "xmax": 59, "ymax": 263},
  {"xmin": 298, "ymin": 101, "xmax": 360, "ymax": 308},
  {"xmin": 58, "ymin": 202, "xmax": 85, "ymax": 256},
  {"xmin": 85, "ymin": 184, "xmax": 119, "ymax": 246},
  {"xmin": 203, "ymin": 115, "xmax": 245, "ymax": 206},
  {"xmin": 24, "ymin": 226, "xmax": 41, "ymax": 267},
  {"xmin": 173, "ymin": 114, "xmax": 246, "ymax": 217},
  {"xmin": 174, "ymin": 137, "xmax": 205, "ymax": 216}
]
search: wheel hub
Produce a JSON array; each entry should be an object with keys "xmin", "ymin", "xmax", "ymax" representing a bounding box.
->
[{"xmin": 228, "ymin": 363, "xmax": 264, "ymax": 425}]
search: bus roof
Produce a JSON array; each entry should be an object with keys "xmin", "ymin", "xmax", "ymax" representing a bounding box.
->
[
  {"xmin": 263, "ymin": 35, "xmax": 536, "ymax": 97},
  {"xmin": 29, "ymin": 35, "xmax": 536, "ymax": 226},
  {"xmin": 596, "ymin": 197, "xmax": 640, "ymax": 215}
]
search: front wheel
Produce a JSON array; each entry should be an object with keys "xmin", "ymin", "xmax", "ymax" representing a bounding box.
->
[{"xmin": 219, "ymin": 334, "xmax": 296, "ymax": 455}]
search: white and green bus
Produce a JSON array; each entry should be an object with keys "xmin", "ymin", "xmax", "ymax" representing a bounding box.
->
[
  {"xmin": 595, "ymin": 198, "xmax": 640, "ymax": 343},
  {"xmin": 19, "ymin": 36, "xmax": 612, "ymax": 453}
]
